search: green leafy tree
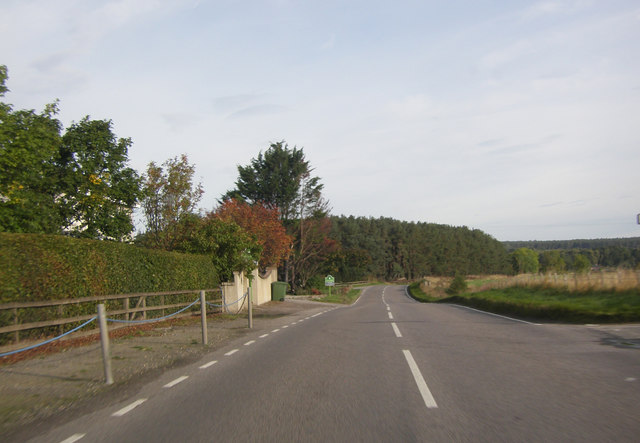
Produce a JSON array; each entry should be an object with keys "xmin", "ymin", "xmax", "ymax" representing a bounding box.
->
[
  {"xmin": 0, "ymin": 66, "xmax": 64, "ymax": 233},
  {"xmin": 539, "ymin": 250, "xmax": 566, "ymax": 273},
  {"xmin": 1, "ymin": 66, "xmax": 140, "ymax": 240},
  {"xmin": 512, "ymin": 248, "xmax": 540, "ymax": 274},
  {"xmin": 573, "ymin": 254, "xmax": 591, "ymax": 274},
  {"xmin": 446, "ymin": 274, "xmax": 468, "ymax": 295},
  {"xmin": 180, "ymin": 215, "xmax": 262, "ymax": 282},
  {"xmin": 58, "ymin": 117, "xmax": 141, "ymax": 240},
  {"xmin": 223, "ymin": 141, "xmax": 327, "ymax": 223},
  {"xmin": 140, "ymin": 154, "xmax": 203, "ymax": 250},
  {"xmin": 224, "ymin": 141, "xmax": 330, "ymax": 288}
]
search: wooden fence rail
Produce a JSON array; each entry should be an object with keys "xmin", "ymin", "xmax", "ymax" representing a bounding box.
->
[{"xmin": 0, "ymin": 289, "xmax": 221, "ymax": 345}]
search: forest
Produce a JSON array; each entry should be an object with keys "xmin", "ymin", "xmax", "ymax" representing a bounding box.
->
[
  {"xmin": 504, "ymin": 238, "xmax": 640, "ymax": 270},
  {"xmin": 327, "ymin": 216, "xmax": 511, "ymax": 282}
]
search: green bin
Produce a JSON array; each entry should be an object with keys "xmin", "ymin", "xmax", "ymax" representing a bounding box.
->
[{"xmin": 271, "ymin": 281, "xmax": 287, "ymax": 301}]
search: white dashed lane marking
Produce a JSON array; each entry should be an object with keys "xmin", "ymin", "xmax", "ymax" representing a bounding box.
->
[
  {"xmin": 59, "ymin": 434, "xmax": 85, "ymax": 443},
  {"xmin": 391, "ymin": 322, "xmax": 402, "ymax": 338},
  {"xmin": 403, "ymin": 350, "xmax": 437, "ymax": 409},
  {"xmin": 244, "ymin": 340, "xmax": 256, "ymax": 346},
  {"xmin": 164, "ymin": 376, "xmax": 188, "ymax": 388},
  {"xmin": 259, "ymin": 333, "xmax": 269, "ymax": 338},
  {"xmin": 225, "ymin": 349, "xmax": 239, "ymax": 356},
  {"xmin": 112, "ymin": 399, "xmax": 147, "ymax": 417},
  {"xmin": 199, "ymin": 360, "xmax": 217, "ymax": 369}
]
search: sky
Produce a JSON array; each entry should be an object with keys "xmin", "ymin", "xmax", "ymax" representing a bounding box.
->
[{"xmin": 2, "ymin": 0, "xmax": 639, "ymax": 241}]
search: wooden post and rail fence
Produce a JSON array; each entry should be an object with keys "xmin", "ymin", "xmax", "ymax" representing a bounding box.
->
[{"xmin": 0, "ymin": 288, "xmax": 222, "ymax": 347}]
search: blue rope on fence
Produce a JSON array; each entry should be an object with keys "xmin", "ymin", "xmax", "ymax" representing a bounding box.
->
[
  {"xmin": 0, "ymin": 316, "xmax": 98, "ymax": 358},
  {"xmin": 106, "ymin": 298, "xmax": 200, "ymax": 324},
  {"xmin": 206, "ymin": 291, "xmax": 248, "ymax": 308}
]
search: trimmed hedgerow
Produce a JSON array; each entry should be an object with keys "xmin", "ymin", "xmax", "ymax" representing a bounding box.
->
[{"xmin": 0, "ymin": 233, "xmax": 218, "ymax": 303}]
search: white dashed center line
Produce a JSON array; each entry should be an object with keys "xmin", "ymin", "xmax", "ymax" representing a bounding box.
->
[
  {"xmin": 225, "ymin": 349, "xmax": 239, "ymax": 356},
  {"xmin": 59, "ymin": 434, "xmax": 85, "ymax": 443},
  {"xmin": 259, "ymin": 333, "xmax": 269, "ymax": 338},
  {"xmin": 272, "ymin": 328, "xmax": 280, "ymax": 333},
  {"xmin": 402, "ymin": 350, "xmax": 437, "ymax": 409},
  {"xmin": 112, "ymin": 399, "xmax": 147, "ymax": 417},
  {"xmin": 199, "ymin": 360, "xmax": 217, "ymax": 369},
  {"xmin": 164, "ymin": 376, "xmax": 188, "ymax": 388},
  {"xmin": 244, "ymin": 340, "xmax": 256, "ymax": 346},
  {"xmin": 391, "ymin": 322, "xmax": 402, "ymax": 338},
  {"xmin": 388, "ymin": 312, "xmax": 394, "ymax": 320}
]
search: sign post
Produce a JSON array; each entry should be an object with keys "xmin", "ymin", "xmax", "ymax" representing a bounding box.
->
[{"xmin": 324, "ymin": 274, "xmax": 335, "ymax": 298}]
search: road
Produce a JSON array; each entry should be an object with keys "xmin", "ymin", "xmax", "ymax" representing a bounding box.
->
[{"xmin": 27, "ymin": 285, "xmax": 640, "ymax": 442}]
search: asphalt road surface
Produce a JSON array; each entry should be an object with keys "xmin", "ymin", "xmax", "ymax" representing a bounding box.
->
[{"xmin": 26, "ymin": 286, "xmax": 640, "ymax": 442}]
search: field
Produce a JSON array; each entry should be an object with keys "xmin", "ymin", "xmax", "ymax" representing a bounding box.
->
[{"xmin": 409, "ymin": 270, "xmax": 640, "ymax": 323}]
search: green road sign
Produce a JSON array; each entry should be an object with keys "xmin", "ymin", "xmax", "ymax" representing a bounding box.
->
[{"xmin": 325, "ymin": 275, "xmax": 335, "ymax": 286}]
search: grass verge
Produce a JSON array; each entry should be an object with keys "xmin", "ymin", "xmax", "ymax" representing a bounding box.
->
[
  {"xmin": 317, "ymin": 288, "xmax": 362, "ymax": 304},
  {"xmin": 407, "ymin": 283, "xmax": 640, "ymax": 323}
]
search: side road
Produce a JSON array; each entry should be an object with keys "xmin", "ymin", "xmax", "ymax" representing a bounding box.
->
[{"xmin": 1, "ymin": 299, "xmax": 332, "ymax": 439}]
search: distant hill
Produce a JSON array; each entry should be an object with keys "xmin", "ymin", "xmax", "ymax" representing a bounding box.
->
[{"xmin": 503, "ymin": 237, "xmax": 640, "ymax": 251}]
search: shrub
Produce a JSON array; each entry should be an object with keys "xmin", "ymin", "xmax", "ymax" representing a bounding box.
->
[{"xmin": 446, "ymin": 274, "xmax": 468, "ymax": 295}]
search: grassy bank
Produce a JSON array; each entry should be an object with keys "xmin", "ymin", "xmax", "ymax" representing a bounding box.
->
[
  {"xmin": 317, "ymin": 287, "xmax": 362, "ymax": 304},
  {"xmin": 408, "ymin": 282, "xmax": 640, "ymax": 323}
]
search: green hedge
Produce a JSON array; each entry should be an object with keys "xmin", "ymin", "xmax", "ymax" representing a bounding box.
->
[{"xmin": 0, "ymin": 233, "xmax": 218, "ymax": 303}]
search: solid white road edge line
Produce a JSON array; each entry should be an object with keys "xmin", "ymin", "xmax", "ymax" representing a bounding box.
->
[
  {"xmin": 164, "ymin": 376, "xmax": 188, "ymax": 388},
  {"xmin": 112, "ymin": 399, "xmax": 147, "ymax": 417},
  {"xmin": 59, "ymin": 434, "xmax": 85, "ymax": 443},
  {"xmin": 199, "ymin": 360, "xmax": 217, "ymax": 369},
  {"xmin": 402, "ymin": 350, "xmax": 438, "ymax": 409},
  {"xmin": 391, "ymin": 322, "xmax": 403, "ymax": 338},
  {"xmin": 450, "ymin": 304, "xmax": 541, "ymax": 325}
]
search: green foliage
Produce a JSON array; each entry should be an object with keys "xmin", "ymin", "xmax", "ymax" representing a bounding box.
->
[
  {"xmin": 504, "ymin": 238, "xmax": 640, "ymax": 270},
  {"xmin": 58, "ymin": 117, "xmax": 141, "ymax": 240},
  {"xmin": 539, "ymin": 250, "xmax": 566, "ymax": 273},
  {"xmin": 0, "ymin": 232, "xmax": 218, "ymax": 304},
  {"xmin": 330, "ymin": 216, "xmax": 511, "ymax": 279},
  {"xmin": 573, "ymin": 254, "xmax": 591, "ymax": 274},
  {"xmin": 511, "ymin": 248, "xmax": 539, "ymax": 274},
  {"xmin": 140, "ymin": 154, "xmax": 203, "ymax": 250},
  {"xmin": 178, "ymin": 217, "xmax": 261, "ymax": 283},
  {"xmin": 0, "ymin": 75, "xmax": 63, "ymax": 233},
  {"xmin": 223, "ymin": 141, "xmax": 327, "ymax": 223},
  {"xmin": 0, "ymin": 67, "xmax": 141, "ymax": 240},
  {"xmin": 446, "ymin": 274, "xmax": 468, "ymax": 295}
]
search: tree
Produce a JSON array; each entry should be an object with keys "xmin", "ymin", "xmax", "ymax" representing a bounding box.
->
[
  {"xmin": 0, "ymin": 66, "xmax": 64, "ymax": 233},
  {"xmin": 180, "ymin": 215, "xmax": 261, "ymax": 282},
  {"xmin": 539, "ymin": 250, "xmax": 566, "ymax": 273},
  {"xmin": 289, "ymin": 217, "xmax": 339, "ymax": 291},
  {"xmin": 224, "ymin": 141, "xmax": 330, "ymax": 289},
  {"xmin": 1, "ymin": 67, "xmax": 140, "ymax": 240},
  {"xmin": 214, "ymin": 199, "xmax": 291, "ymax": 269},
  {"xmin": 512, "ymin": 248, "xmax": 539, "ymax": 274},
  {"xmin": 572, "ymin": 254, "xmax": 591, "ymax": 274},
  {"xmin": 140, "ymin": 154, "xmax": 203, "ymax": 250},
  {"xmin": 57, "ymin": 117, "xmax": 141, "ymax": 240},
  {"xmin": 223, "ymin": 141, "xmax": 326, "ymax": 223}
]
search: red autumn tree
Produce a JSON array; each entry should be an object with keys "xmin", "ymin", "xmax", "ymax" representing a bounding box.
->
[{"xmin": 214, "ymin": 199, "xmax": 292, "ymax": 269}]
